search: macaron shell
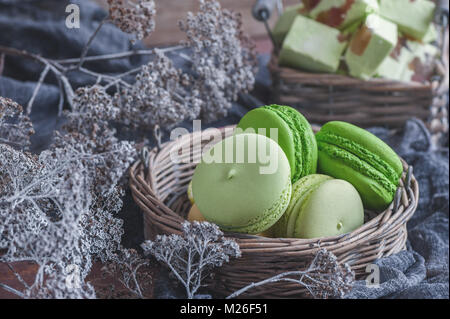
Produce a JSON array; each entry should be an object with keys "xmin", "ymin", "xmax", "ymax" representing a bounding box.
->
[
  {"xmin": 316, "ymin": 121, "xmax": 403, "ymax": 211},
  {"xmin": 278, "ymin": 174, "xmax": 333, "ymax": 237},
  {"xmin": 187, "ymin": 204, "xmax": 206, "ymax": 222},
  {"xmin": 317, "ymin": 121, "xmax": 403, "ymax": 177},
  {"xmin": 294, "ymin": 179, "xmax": 364, "ymax": 238},
  {"xmin": 265, "ymin": 105, "xmax": 318, "ymax": 180},
  {"xmin": 187, "ymin": 180, "xmax": 195, "ymax": 205},
  {"xmin": 192, "ymin": 133, "xmax": 292, "ymax": 234},
  {"xmin": 236, "ymin": 107, "xmax": 297, "ymax": 180},
  {"xmin": 318, "ymin": 150, "xmax": 394, "ymax": 211}
]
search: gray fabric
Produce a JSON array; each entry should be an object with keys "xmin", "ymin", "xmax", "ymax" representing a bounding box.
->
[
  {"xmin": 0, "ymin": 0, "xmax": 448, "ymax": 299},
  {"xmin": 346, "ymin": 119, "xmax": 449, "ymax": 299}
]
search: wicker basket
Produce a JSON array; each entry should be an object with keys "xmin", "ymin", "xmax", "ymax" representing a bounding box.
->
[
  {"xmin": 269, "ymin": 27, "xmax": 449, "ymax": 143},
  {"xmin": 129, "ymin": 125, "xmax": 419, "ymax": 298}
]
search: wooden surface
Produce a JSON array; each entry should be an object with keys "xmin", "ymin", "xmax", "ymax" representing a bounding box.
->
[{"xmin": 95, "ymin": 0, "xmax": 299, "ymax": 52}]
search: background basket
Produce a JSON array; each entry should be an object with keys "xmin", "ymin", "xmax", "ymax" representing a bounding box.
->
[
  {"xmin": 129, "ymin": 126, "xmax": 419, "ymax": 298},
  {"xmin": 269, "ymin": 26, "xmax": 449, "ymax": 145}
]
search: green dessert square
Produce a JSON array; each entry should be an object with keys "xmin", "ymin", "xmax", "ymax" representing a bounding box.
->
[
  {"xmin": 279, "ymin": 15, "xmax": 348, "ymax": 73},
  {"xmin": 273, "ymin": 4, "xmax": 304, "ymax": 46},
  {"xmin": 345, "ymin": 14, "xmax": 398, "ymax": 80},
  {"xmin": 307, "ymin": 0, "xmax": 379, "ymax": 30},
  {"xmin": 379, "ymin": 0, "xmax": 436, "ymax": 40},
  {"xmin": 401, "ymin": 40, "xmax": 440, "ymax": 82},
  {"xmin": 377, "ymin": 47, "xmax": 414, "ymax": 81}
]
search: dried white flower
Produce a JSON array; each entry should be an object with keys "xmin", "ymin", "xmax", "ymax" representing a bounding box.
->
[
  {"xmin": 0, "ymin": 97, "xmax": 34, "ymax": 149},
  {"xmin": 142, "ymin": 221, "xmax": 241, "ymax": 299},
  {"xmin": 115, "ymin": 49, "xmax": 202, "ymax": 130},
  {"xmin": 227, "ymin": 248, "xmax": 355, "ymax": 299},
  {"xmin": 108, "ymin": 0, "xmax": 156, "ymax": 43},
  {"xmin": 179, "ymin": 0, "xmax": 257, "ymax": 122}
]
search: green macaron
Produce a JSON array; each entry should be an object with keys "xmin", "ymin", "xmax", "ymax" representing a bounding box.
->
[
  {"xmin": 236, "ymin": 105, "xmax": 317, "ymax": 183},
  {"xmin": 192, "ymin": 133, "xmax": 292, "ymax": 234},
  {"xmin": 274, "ymin": 174, "xmax": 364, "ymax": 239},
  {"xmin": 316, "ymin": 121, "xmax": 403, "ymax": 211}
]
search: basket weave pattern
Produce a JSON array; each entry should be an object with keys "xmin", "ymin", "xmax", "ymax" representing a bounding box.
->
[
  {"xmin": 270, "ymin": 28, "xmax": 449, "ymax": 144},
  {"xmin": 129, "ymin": 126, "xmax": 419, "ymax": 298}
]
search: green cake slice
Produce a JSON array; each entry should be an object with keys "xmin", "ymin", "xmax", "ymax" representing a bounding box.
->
[
  {"xmin": 272, "ymin": 4, "xmax": 304, "ymax": 47},
  {"xmin": 279, "ymin": 15, "xmax": 348, "ymax": 73},
  {"xmin": 379, "ymin": 0, "xmax": 436, "ymax": 40},
  {"xmin": 306, "ymin": 0, "xmax": 378, "ymax": 30},
  {"xmin": 345, "ymin": 13, "xmax": 398, "ymax": 80}
]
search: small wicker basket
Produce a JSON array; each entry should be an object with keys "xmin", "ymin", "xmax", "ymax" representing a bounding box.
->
[
  {"xmin": 269, "ymin": 27, "xmax": 449, "ymax": 144},
  {"xmin": 129, "ymin": 126, "xmax": 419, "ymax": 298}
]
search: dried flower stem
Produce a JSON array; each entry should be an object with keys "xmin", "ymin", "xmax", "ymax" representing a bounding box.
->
[
  {"xmin": 77, "ymin": 16, "xmax": 110, "ymax": 70},
  {"xmin": 26, "ymin": 65, "xmax": 50, "ymax": 115},
  {"xmin": 226, "ymin": 249, "xmax": 355, "ymax": 299}
]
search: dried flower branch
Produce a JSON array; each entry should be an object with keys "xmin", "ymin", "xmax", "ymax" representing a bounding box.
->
[
  {"xmin": 0, "ymin": 93, "xmax": 136, "ymax": 298},
  {"xmin": 101, "ymin": 248, "xmax": 153, "ymax": 299},
  {"xmin": 179, "ymin": 0, "xmax": 257, "ymax": 122},
  {"xmin": 115, "ymin": 49, "xmax": 202, "ymax": 129},
  {"xmin": 142, "ymin": 221, "xmax": 241, "ymax": 299},
  {"xmin": 0, "ymin": 0, "xmax": 256, "ymax": 130},
  {"xmin": 226, "ymin": 248, "xmax": 355, "ymax": 299}
]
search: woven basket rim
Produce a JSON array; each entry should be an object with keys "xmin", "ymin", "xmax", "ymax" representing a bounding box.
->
[{"xmin": 129, "ymin": 125, "xmax": 419, "ymax": 248}]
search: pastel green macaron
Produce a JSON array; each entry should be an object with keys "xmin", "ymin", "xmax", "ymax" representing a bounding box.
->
[
  {"xmin": 274, "ymin": 174, "xmax": 364, "ymax": 238},
  {"xmin": 236, "ymin": 105, "xmax": 317, "ymax": 183},
  {"xmin": 316, "ymin": 121, "xmax": 403, "ymax": 211},
  {"xmin": 192, "ymin": 133, "xmax": 292, "ymax": 234}
]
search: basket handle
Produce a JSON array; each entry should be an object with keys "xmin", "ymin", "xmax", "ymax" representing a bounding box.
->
[
  {"xmin": 436, "ymin": 0, "xmax": 449, "ymax": 27},
  {"xmin": 252, "ymin": 0, "xmax": 283, "ymax": 52},
  {"xmin": 252, "ymin": 0, "xmax": 282, "ymax": 21}
]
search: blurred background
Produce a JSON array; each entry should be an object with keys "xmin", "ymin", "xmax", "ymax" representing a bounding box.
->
[{"xmin": 93, "ymin": 0, "xmax": 298, "ymax": 52}]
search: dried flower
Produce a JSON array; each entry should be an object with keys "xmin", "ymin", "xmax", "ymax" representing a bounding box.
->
[
  {"xmin": 179, "ymin": 0, "xmax": 257, "ymax": 122},
  {"xmin": 100, "ymin": 248, "xmax": 153, "ymax": 299},
  {"xmin": 142, "ymin": 221, "xmax": 241, "ymax": 299},
  {"xmin": 0, "ymin": 95, "xmax": 135, "ymax": 299},
  {"xmin": 227, "ymin": 248, "xmax": 355, "ymax": 299},
  {"xmin": 108, "ymin": 0, "xmax": 156, "ymax": 43},
  {"xmin": 0, "ymin": 97, "xmax": 34, "ymax": 149},
  {"xmin": 115, "ymin": 49, "xmax": 202, "ymax": 130}
]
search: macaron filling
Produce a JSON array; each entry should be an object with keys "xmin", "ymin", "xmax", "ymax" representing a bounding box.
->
[
  {"xmin": 265, "ymin": 105, "xmax": 317, "ymax": 182},
  {"xmin": 317, "ymin": 142, "xmax": 397, "ymax": 197},
  {"xmin": 316, "ymin": 132, "xmax": 401, "ymax": 186},
  {"xmin": 219, "ymin": 179, "xmax": 292, "ymax": 234}
]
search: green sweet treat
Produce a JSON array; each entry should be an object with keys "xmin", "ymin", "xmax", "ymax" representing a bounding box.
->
[
  {"xmin": 236, "ymin": 105, "xmax": 317, "ymax": 183},
  {"xmin": 421, "ymin": 24, "xmax": 438, "ymax": 44},
  {"xmin": 401, "ymin": 40, "xmax": 439, "ymax": 83},
  {"xmin": 274, "ymin": 175, "xmax": 364, "ymax": 238},
  {"xmin": 307, "ymin": 0, "xmax": 378, "ymax": 30},
  {"xmin": 273, "ymin": 174, "xmax": 332, "ymax": 237},
  {"xmin": 377, "ymin": 46, "xmax": 414, "ymax": 81},
  {"xmin": 279, "ymin": 15, "xmax": 348, "ymax": 73},
  {"xmin": 273, "ymin": 4, "xmax": 304, "ymax": 46},
  {"xmin": 379, "ymin": 0, "xmax": 436, "ymax": 40},
  {"xmin": 345, "ymin": 13, "xmax": 398, "ymax": 80},
  {"xmin": 192, "ymin": 133, "xmax": 292, "ymax": 234},
  {"xmin": 316, "ymin": 121, "xmax": 403, "ymax": 211}
]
